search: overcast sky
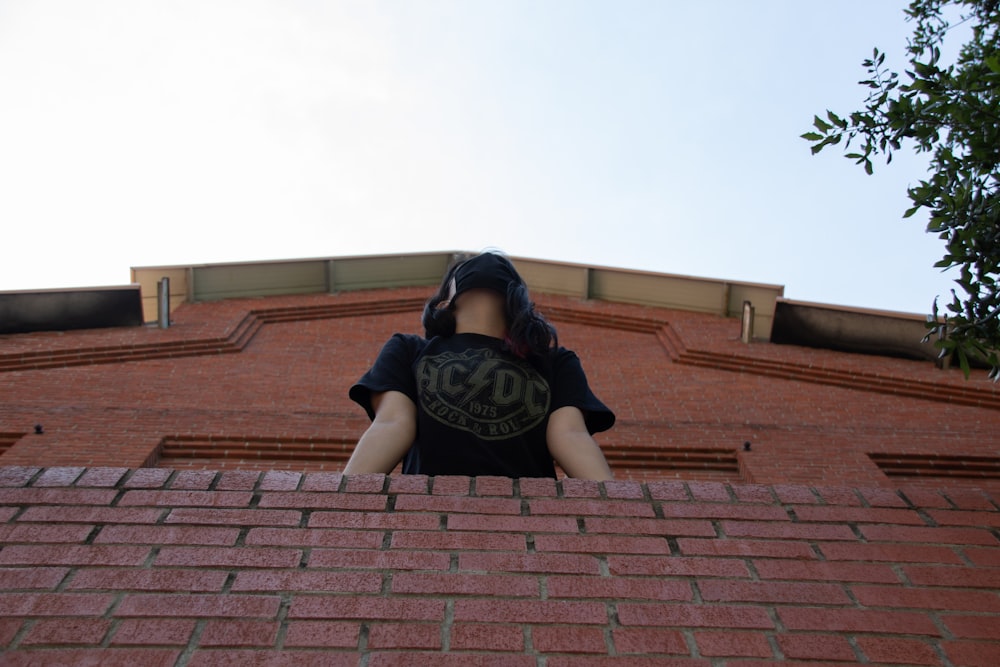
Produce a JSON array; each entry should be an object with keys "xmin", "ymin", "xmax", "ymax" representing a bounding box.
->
[{"xmin": 0, "ymin": 0, "xmax": 962, "ymax": 315}]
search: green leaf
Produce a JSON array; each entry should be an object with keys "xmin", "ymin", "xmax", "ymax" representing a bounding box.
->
[
  {"xmin": 801, "ymin": 132, "xmax": 824, "ymax": 141},
  {"xmin": 813, "ymin": 115, "xmax": 833, "ymax": 132}
]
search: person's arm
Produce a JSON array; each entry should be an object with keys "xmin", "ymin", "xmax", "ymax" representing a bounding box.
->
[
  {"xmin": 546, "ymin": 405, "xmax": 614, "ymax": 480},
  {"xmin": 344, "ymin": 390, "xmax": 417, "ymax": 474}
]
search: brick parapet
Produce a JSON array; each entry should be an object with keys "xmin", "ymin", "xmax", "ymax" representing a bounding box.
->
[{"xmin": 1, "ymin": 466, "xmax": 998, "ymax": 665}]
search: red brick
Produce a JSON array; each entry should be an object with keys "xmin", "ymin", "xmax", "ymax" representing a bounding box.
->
[
  {"xmin": 775, "ymin": 633, "xmax": 856, "ymax": 661},
  {"xmin": 188, "ymin": 649, "xmax": 359, "ymax": 666},
  {"xmin": 0, "ymin": 467, "xmax": 41, "ymax": 487},
  {"xmin": 661, "ymin": 503, "xmax": 788, "ymax": 521},
  {"xmin": 447, "ymin": 514, "xmax": 578, "ymax": 533},
  {"xmin": 560, "ymin": 478, "xmax": 602, "ymax": 498},
  {"xmin": 76, "ymin": 467, "xmax": 130, "ymax": 487},
  {"xmin": 391, "ymin": 572, "xmax": 537, "ymax": 597},
  {"xmin": 529, "ymin": 499, "xmax": 654, "ymax": 518},
  {"xmin": 517, "ymin": 477, "xmax": 558, "ymax": 497},
  {"xmin": 198, "ymin": 620, "xmax": 280, "ymax": 647},
  {"xmin": 169, "ymin": 470, "xmax": 218, "ymax": 490},
  {"xmin": 942, "ymin": 640, "xmax": 1000, "ymax": 667},
  {"xmin": 0, "ymin": 545, "xmax": 150, "ymax": 568},
  {"xmin": 385, "ymin": 474, "xmax": 430, "ymax": 494},
  {"xmin": 459, "ymin": 551, "xmax": 601, "ymax": 575},
  {"xmin": 302, "ymin": 472, "xmax": 349, "ymax": 492},
  {"xmin": 431, "ymin": 475, "xmax": 473, "ymax": 495},
  {"xmin": 259, "ymin": 470, "xmax": 302, "ymax": 491},
  {"xmin": 94, "ymin": 525, "xmax": 240, "ymax": 546},
  {"xmin": 646, "ymin": 481, "xmax": 690, "ymax": 501},
  {"xmin": 699, "ymin": 580, "xmax": 850, "ymax": 606},
  {"xmin": 390, "ymin": 530, "xmax": 525, "ymax": 551},
  {"xmin": 33, "ymin": 467, "xmax": 85, "ymax": 486},
  {"xmin": 155, "ymin": 546, "xmax": 302, "ymax": 569},
  {"xmin": 792, "ymin": 506, "xmax": 926, "ymax": 525},
  {"xmin": 546, "ymin": 575, "xmax": 692, "ymax": 601},
  {"xmin": 17, "ymin": 506, "xmax": 163, "ymax": 524},
  {"xmin": 814, "ymin": 486, "xmax": 864, "ymax": 506},
  {"xmin": 367, "ymin": 622, "xmax": 442, "ymax": 649},
  {"xmin": 903, "ymin": 565, "xmax": 1000, "ymax": 588},
  {"xmin": 608, "ymin": 555, "xmax": 750, "ymax": 579},
  {"xmin": 721, "ymin": 520, "xmax": 856, "ymax": 541},
  {"xmin": 771, "ymin": 485, "xmax": 820, "ymax": 504},
  {"xmin": 341, "ymin": 473, "xmax": 383, "ymax": 493},
  {"xmin": 453, "ymin": 599, "xmax": 607, "ymax": 624},
  {"xmin": 258, "ymin": 491, "xmax": 386, "ymax": 511},
  {"xmin": 0, "ymin": 592, "xmax": 114, "ymax": 617},
  {"xmin": 964, "ymin": 546, "xmax": 1000, "ymax": 567},
  {"xmin": 859, "ymin": 524, "xmax": 999, "ymax": 545},
  {"xmin": 450, "ymin": 623, "xmax": 524, "ymax": 651},
  {"xmin": 694, "ymin": 630, "xmax": 772, "ymax": 657},
  {"xmin": 474, "ymin": 476, "xmax": 514, "ymax": 496},
  {"xmin": 310, "ymin": 548, "xmax": 450, "ymax": 571},
  {"xmin": 730, "ymin": 484, "xmax": 776, "ymax": 503},
  {"xmin": 123, "ymin": 468, "xmax": 173, "ymax": 488},
  {"xmin": 532, "ymin": 625, "xmax": 607, "ymax": 654},
  {"xmin": 584, "ymin": 517, "xmax": 715, "ymax": 537},
  {"xmin": 309, "ymin": 510, "xmax": 440, "ymax": 531},
  {"xmin": 288, "ymin": 596, "xmax": 445, "ymax": 622},
  {"xmin": 245, "ymin": 527, "xmax": 382, "ymax": 549},
  {"xmin": 0, "ymin": 523, "xmax": 93, "ymax": 544},
  {"xmin": 394, "ymin": 494, "xmax": 521, "ymax": 515},
  {"xmin": 0, "ymin": 618, "xmax": 22, "ymax": 646},
  {"xmin": 754, "ymin": 559, "xmax": 900, "ymax": 584},
  {"xmin": 684, "ymin": 481, "xmax": 729, "ymax": 502},
  {"xmin": 943, "ymin": 489, "xmax": 996, "ymax": 510},
  {"xmin": 231, "ymin": 569, "xmax": 382, "ymax": 593},
  {"xmin": 68, "ymin": 568, "xmax": 228, "ymax": 592},
  {"xmin": 1, "ymin": 648, "xmax": 181, "ymax": 666},
  {"xmin": 118, "ymin": 490, "xmax": 253, "ymax": 507},
  {"xmin": 0, "ymin": 567, "xmax": 69, "ymax": 590},
  {"xmin": 603, "ymin": 480, "xmax": 645, "ymax": 499},
  {"xmin": 109, "ymin": 618, "xmax": 197, "ymax": 646},
  {"xmin": 818, "ymin": 542, "xmax": 963, "ymax": 564},
  {"xmin": 852, "ymin": 584, "xmax": 1000, "ymax": 612},
  {"xmin": 282, "ymin": 620, "xmax": 360, "ymax": 648},
  {"xmin": 20, "ymin": 618, "xmax": 112, "ymax": 646},
  {"xmin": 854, "ymin": 636, "xmax": 941, "ymax": 665},
  {"xmin": 214, "ymin": 471, "xmax": 261, "ymax": 491},
  {"xmin": 115, "ymin": 593, "xmax": 281, "ymax": 619},
  {"xmin": 534, "ymin": 534, "xmax": 670, "ymax": 555},
  {"xmin": 926, "ymin": 509, "xmax": 1000, "ymax": 528},
  {"xmin": 617, "ymin": 603, "xmax": 773, "ymax": 629},
  {"xmin": 941, "ymin": 614, "xmax": 1000, "ymax": 639},
  {"xmin": 611, "ymin": 627, "xmax": 687, "ymax": 654},
  {"xmin": 777, "ymin": 607, "xmax": 939, "ymax": 635},
  {"xmin": 368, "ymin": 653, "xmax": 534, "ymax": 667},
  {"xmin": 677, "ymin": 537, "xmax": 815, "ymax": 559},
  {"xmin": 0, "ymin": 488, "xmax": 118, "ymax": 506},
  {"xmin": 857, "ymin": 487, "xmax": 909, "ymax": 507}
]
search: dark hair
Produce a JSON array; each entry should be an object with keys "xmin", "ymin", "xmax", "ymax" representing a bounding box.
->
[{"xmin": 422, "ymin": 252, "xmax": 558, "ymax": 360}]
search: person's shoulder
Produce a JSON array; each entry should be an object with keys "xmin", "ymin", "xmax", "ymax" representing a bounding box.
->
[{"xmin": 380, "ymin": 332, "xmax": 429, "ymax": 356}]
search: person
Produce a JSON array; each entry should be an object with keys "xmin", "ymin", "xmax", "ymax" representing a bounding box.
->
[{"xmin": 345, "ymin": 251, "xmax": 615, "ymax": 479}]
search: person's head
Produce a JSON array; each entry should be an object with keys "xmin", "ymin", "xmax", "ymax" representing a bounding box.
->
[{"xmin": 422, "ymin": 251, "xmax": 558, "ymax": 359}]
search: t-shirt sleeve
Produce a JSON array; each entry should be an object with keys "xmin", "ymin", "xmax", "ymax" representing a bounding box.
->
[
  {"xmin": 348, "ymin": 334, "xmax": 424, "ymax": 421},
  {"xmin": 549, "ymin": 348, "xmax": 616, "ymax": 434}
]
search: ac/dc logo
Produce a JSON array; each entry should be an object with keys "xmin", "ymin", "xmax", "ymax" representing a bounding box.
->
[{"xmin": 416, "ymin": 348, "xmax": 550, "ymax": 440}]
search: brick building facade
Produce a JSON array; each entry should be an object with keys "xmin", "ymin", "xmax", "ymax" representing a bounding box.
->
[{"xmin": 1, "ymin": 252, "xmax": 998, "ymax": 664}]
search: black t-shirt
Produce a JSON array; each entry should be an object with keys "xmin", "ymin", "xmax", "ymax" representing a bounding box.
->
[{"xmin": 349, "ymin": 333, "xmax": 615, "ymax": 478}]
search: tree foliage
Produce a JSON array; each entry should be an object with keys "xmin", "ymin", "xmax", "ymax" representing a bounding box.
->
[{"xmin": 803, "ymin": 0, "xmax": 1000, "ymax": 379}]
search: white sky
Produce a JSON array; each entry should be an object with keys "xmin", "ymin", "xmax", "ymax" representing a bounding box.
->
[{"xmin": 0, "ymin": 0, "xmax": 961, "ymax": 315}]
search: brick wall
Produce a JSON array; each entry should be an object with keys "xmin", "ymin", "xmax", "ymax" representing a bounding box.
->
[
  {"xmin": 1, "ymin": 288, "xmax": 998, "ymax": 490},
  {"xmin": 1, "ymin": 466, "xmax": 998, "ymax": 665}
]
